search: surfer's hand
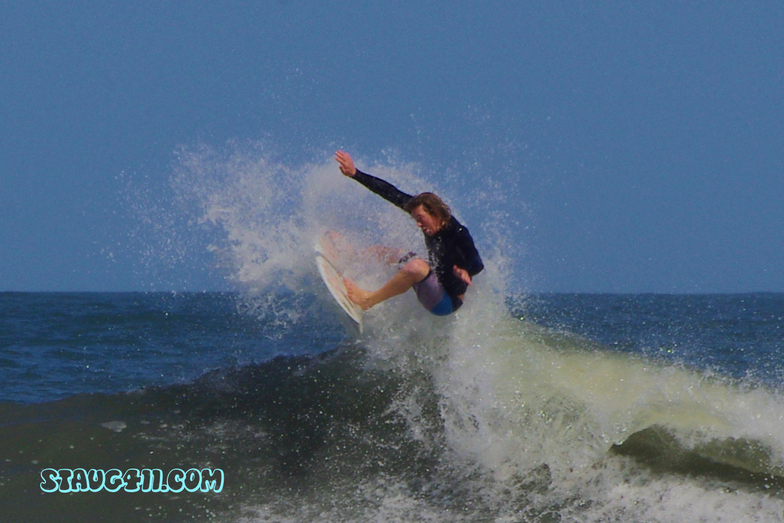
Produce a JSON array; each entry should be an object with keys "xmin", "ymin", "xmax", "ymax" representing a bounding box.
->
[
  {"xmin": 453, "ymin": 265, "xmax": 472, "ymax": 285},
  {"xmin": 335, "ymin": 150, "xmax": 357, "ymax": 177}
]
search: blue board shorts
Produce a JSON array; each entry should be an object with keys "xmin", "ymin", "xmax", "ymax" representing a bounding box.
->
[{"xmin": 412, "ymin": 270, "xmax": 455, "ymax": 316}]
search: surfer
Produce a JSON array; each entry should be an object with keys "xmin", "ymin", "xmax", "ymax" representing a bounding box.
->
[{"xmin": 335, "ymin": 150, "xmax": 483, "ymax": 316}]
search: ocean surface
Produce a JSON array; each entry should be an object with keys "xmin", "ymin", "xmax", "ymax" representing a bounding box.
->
[{"xmin": 2, "ymin": 291, "xmax": 783, "ymax": 522}]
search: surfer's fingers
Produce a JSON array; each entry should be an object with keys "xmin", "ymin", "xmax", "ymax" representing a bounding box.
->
[{"xmin": 334, "ymin": 150, "xmax": 350, "ymax": 165}]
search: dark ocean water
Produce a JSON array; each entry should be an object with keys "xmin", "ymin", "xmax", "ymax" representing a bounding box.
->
[{"xmin": 1, "ymin": 292, "xmax": 783, "ymax": 522}]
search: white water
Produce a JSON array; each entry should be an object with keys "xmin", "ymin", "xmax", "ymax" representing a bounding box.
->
[
  {"xmin": 152, "ymin": 143, "xmax": 784, "ymax": 521},
  {"xmin": 349, "ymin": 298, "xmax": 784, "ymax": 521}
]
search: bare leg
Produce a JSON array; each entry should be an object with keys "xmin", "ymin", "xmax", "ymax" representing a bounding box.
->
[{"xmin": 344, "ymin": 259, "xmax": 430, "ymax": 310}]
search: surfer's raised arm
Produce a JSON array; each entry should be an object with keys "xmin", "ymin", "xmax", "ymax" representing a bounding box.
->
[{"xmin": 334, "ymin": 151, "xmax": 413, "ymax": 210}]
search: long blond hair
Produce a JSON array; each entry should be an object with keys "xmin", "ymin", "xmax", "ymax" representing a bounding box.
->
[{"xmin": 403, "ymin": 192, "xmax": 451, "ymax": 226}]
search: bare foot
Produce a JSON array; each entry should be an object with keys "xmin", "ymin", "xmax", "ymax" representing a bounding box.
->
[{"xmin": 343, "ymin": 278, "xmax": 373, "ymax": 310}]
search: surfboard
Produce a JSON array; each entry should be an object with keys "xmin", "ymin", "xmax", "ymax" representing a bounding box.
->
[{"xmin": 315, "ymin": 234, "xmax": 363, "ymax": 332}]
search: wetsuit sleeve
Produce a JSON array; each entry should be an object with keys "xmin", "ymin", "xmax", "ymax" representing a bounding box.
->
[
  {"xmin": 352, "ymin": 170, "xmax": 413, "ymax": 210},
  {"xmin": 457, "ymin": 227, "xmax": 484, "ymax": 277}
]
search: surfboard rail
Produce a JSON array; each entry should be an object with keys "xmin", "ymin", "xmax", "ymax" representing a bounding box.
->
[{"xmin": 315, "ymin": 233, "xmax": 363, "ymax": 332}]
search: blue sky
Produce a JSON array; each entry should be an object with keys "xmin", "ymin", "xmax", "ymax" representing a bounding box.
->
[{"xmin": 2, "ymin": 1, "xmax": 782, "ymax": 292}]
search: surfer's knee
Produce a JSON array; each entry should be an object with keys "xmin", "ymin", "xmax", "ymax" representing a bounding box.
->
[{"xmin": 401, "ymin": 258, "xmax": 430, "ymax": 282}]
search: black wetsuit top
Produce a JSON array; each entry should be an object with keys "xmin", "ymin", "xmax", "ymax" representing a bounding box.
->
[{"xmin": 352, "ymin": 170, "xmax": 484, "ymax": 309}]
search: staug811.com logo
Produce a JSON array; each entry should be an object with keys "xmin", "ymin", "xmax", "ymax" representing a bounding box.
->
[{"xmin": 40, "ymin": 468, "xmax": 224, "ymax": 493}]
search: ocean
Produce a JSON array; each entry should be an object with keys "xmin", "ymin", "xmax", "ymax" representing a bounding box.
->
[
  {"xmin": 3, "ymin": 148, "xmax": 782, "ymax": 521},
  {"xmin": 2, "ymin": 291, "xmax": 783, "ymax": 522}
]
